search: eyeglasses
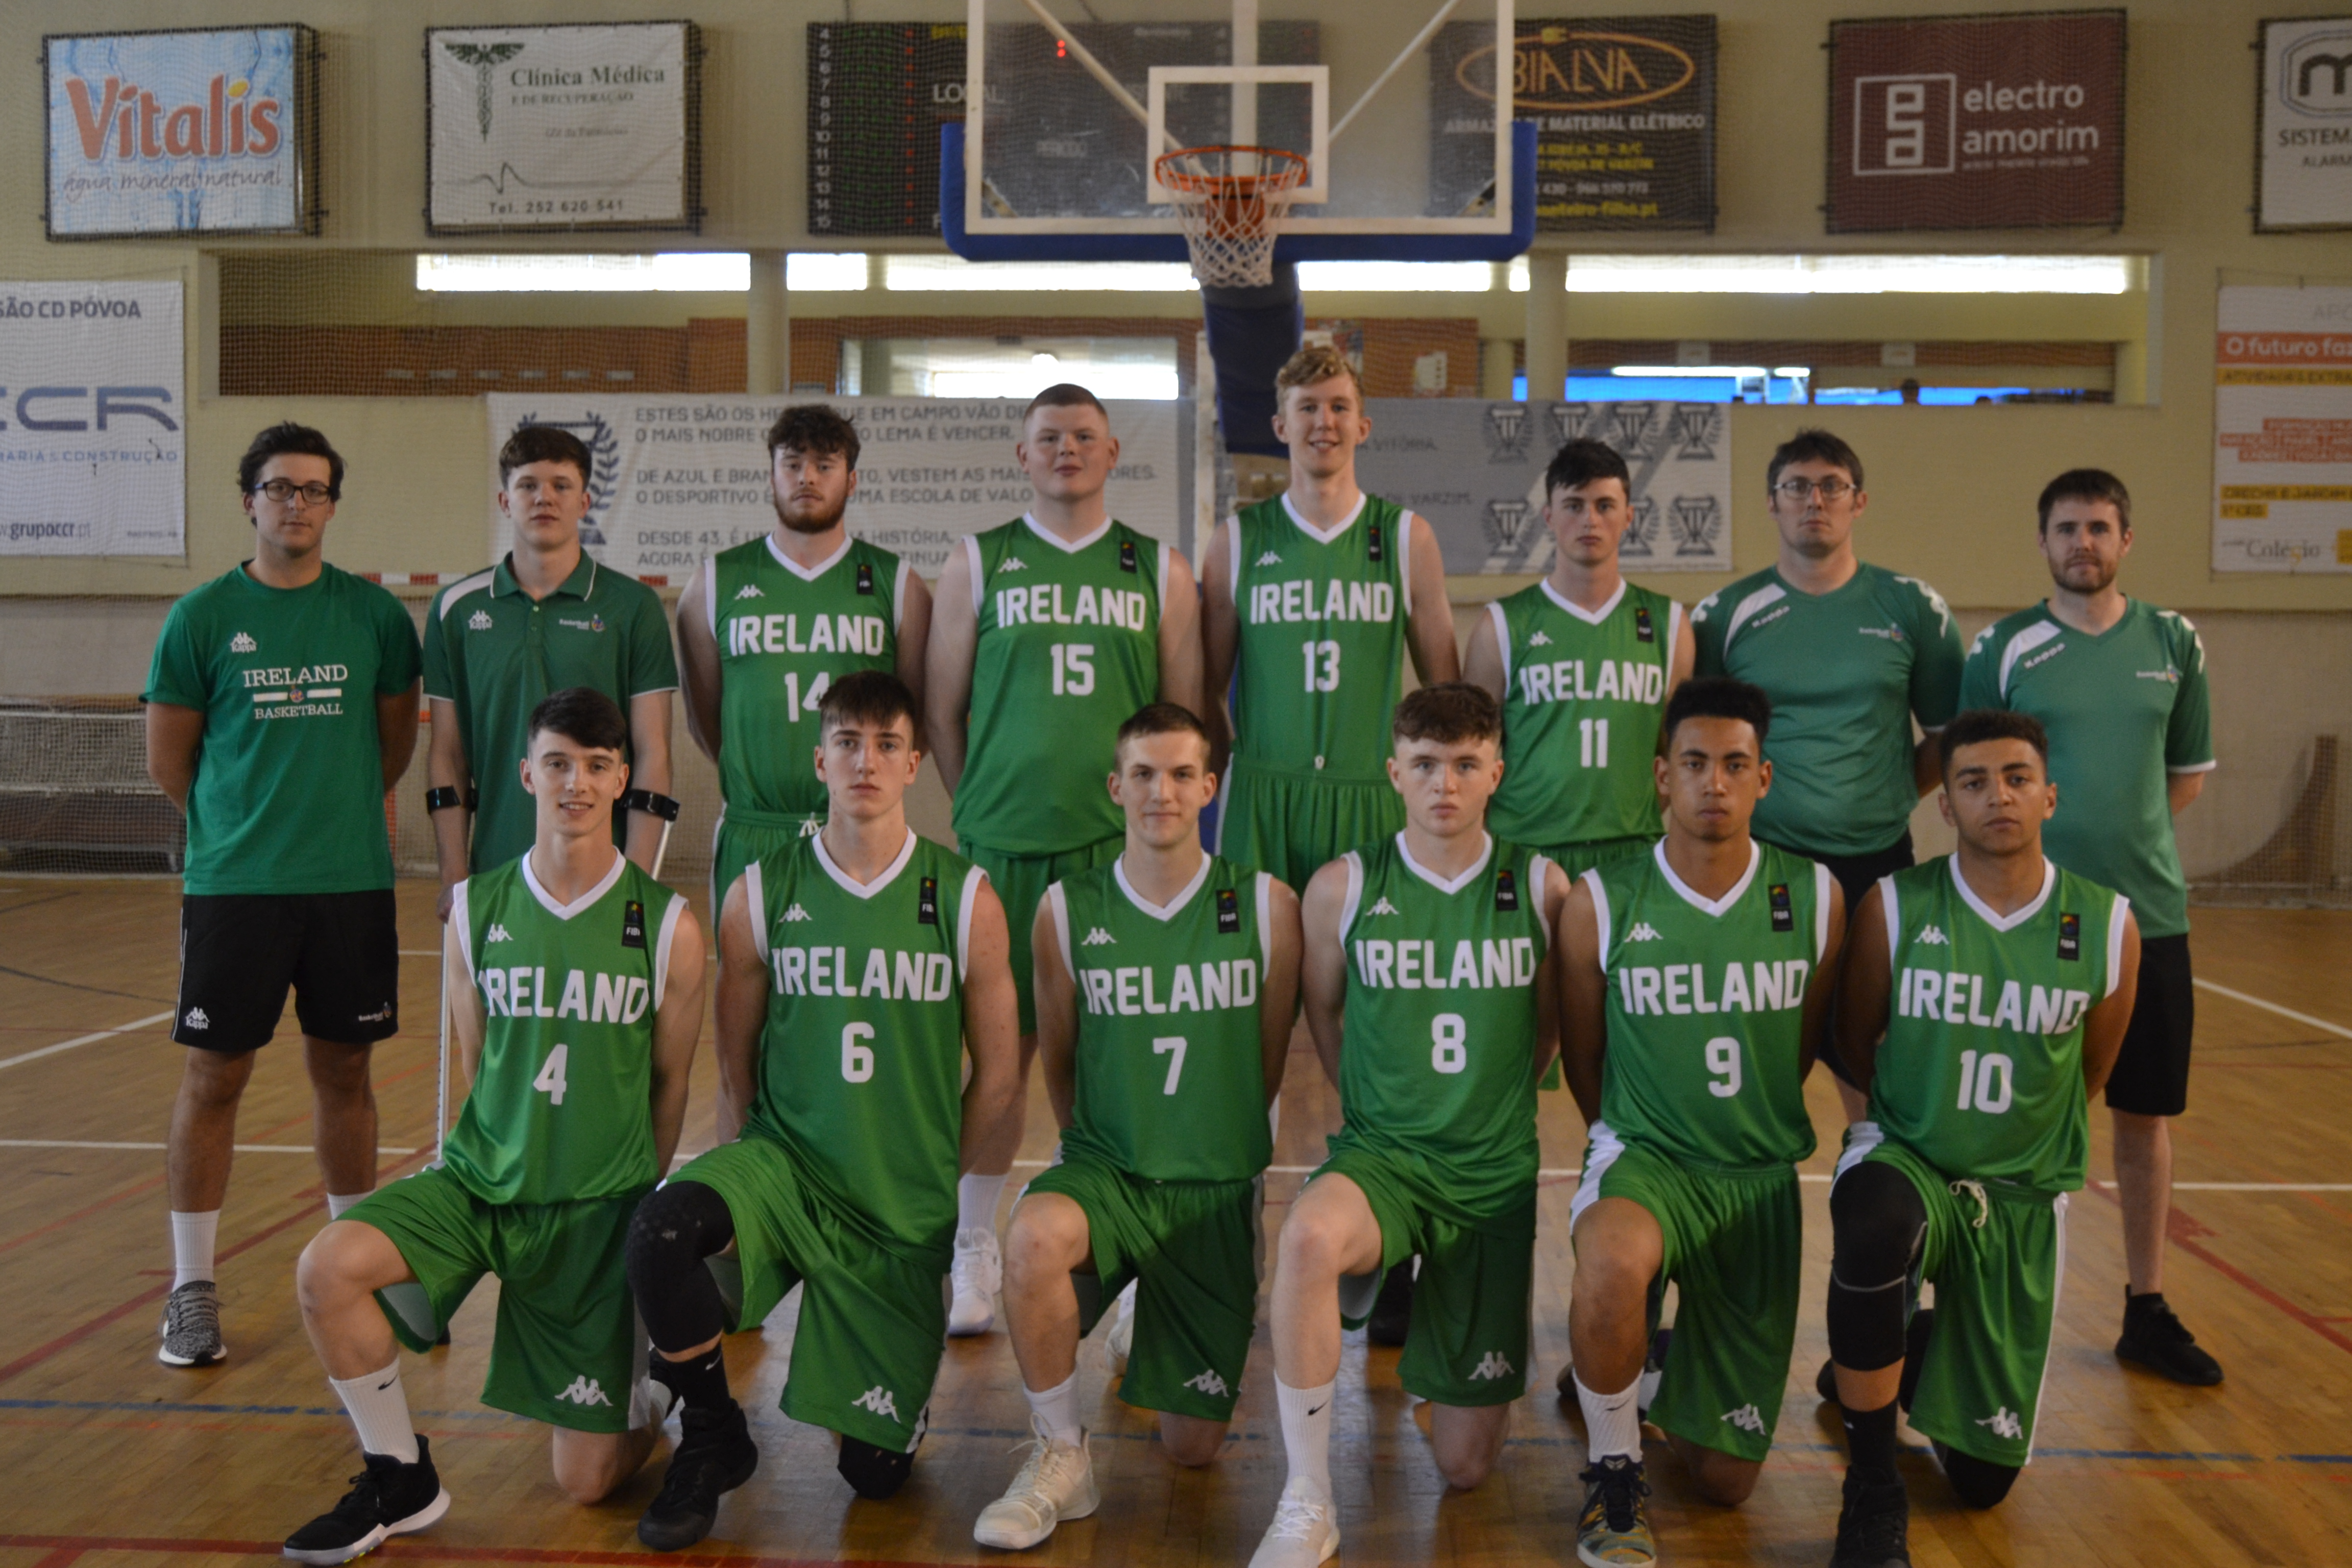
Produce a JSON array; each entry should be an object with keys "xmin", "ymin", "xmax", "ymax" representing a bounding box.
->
[
  {"xmin": 253, "ymin": 480, "xmax": 334, "ymax": 505},
  {"xmin": 1772, "ymin": 477, "xmax": 1854, "ymax": 501}
]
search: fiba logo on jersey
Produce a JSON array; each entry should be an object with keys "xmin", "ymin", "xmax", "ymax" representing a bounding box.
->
[
  {"xmin": 1483, "ymin": 403, "xmax": 1531, "ymax": 461},
  {"xmin": 507, "ymin": 413, "xmax": 622, "ymax": 546},
  {"xmin": 1547, "ymin": 401, "xmax": 1595, "ymax": 446},
  {"xmin": 1671, "ymin": 496, "xmax": 1722, "ymax": 557},
  {"xmin": 1621, "ymin": 495, "xmax": 1661, "ymax": 558},
  {"xmin": 1672, "ymin": 403, "xmax": 1723, "ymax": 460}
]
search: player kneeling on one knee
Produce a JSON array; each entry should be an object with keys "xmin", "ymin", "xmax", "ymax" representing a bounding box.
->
[
  {"xmin": 975, "ymin": 704, "xmax": 1303, "ymax": 1549},
  {"xmin": 1823, "ymin": 709, "xmax": 2139, "ymax": 1568},
  {"xmin": 625, "ymin": 671, "xmax": 1021, "ymax": 1553},
  {"xmin": 1558, "ymin": 677, "xmax": 1846, "ymax": 1568},
  {"xmin": 284, "ymin": 688, "xmax": 705, "ymax": 1565},
  {"xmin": 1247, "ymin": 684, "xmax": 1567, "ymax": 1568}
]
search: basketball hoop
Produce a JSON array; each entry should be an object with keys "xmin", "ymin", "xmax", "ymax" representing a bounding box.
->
[{"xmin": 1154, "ymin": 144, "xmax": 1310, "ymax": 289}]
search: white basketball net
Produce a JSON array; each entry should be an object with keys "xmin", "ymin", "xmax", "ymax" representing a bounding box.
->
[{"xmin": 1156, "ymin": 145, "xmax": 1309, "ymax": 289}]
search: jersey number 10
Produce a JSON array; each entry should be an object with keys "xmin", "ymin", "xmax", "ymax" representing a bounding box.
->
[{"xmin": 1953, "ymin": 1050, "xmax": 2014, "ymax": 1114}]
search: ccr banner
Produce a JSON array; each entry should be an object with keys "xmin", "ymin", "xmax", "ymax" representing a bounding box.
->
[
  {"xmin": 0, "ymin": 281, "xmax": 185, "ymax": 557},
  {"xmin": 2213, "ymin": 285, "xmax": 2352, "ymax": 574},
  {"xmin": 485, "ymin": 396, "xmax": 1183, "ymax": 579}
]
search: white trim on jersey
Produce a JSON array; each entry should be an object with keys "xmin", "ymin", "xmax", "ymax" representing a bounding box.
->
[
  {"xmin": 1337, "ymin": 850, "xmax": 1366, "ymax": 952},
  {"xmin": 1878, "ymin": 873, "xmax": 1901, "ymax": 957},
  {"xmin": 1948, "ymin": 854, "xmax": 2055, "ymax": 934},
  {"xmin": 1651, "ymin": 837, "xmax": 1759, "ymax": 919},
  {"xmin": 1487, "ymin": 601, "xmax": 1513, "ymax": 691},
  {"xmin": 519, "ymin": 847, "xmax": 629, "ymax": 921},
  {"xmin": 1722, "ymin": 581, "xmax": 1788, "ymax": 650},
  {"xmin": 743, "ymin": 859, "xmax": 769, "ymax": 966},
  {"xmin": 765, "ymin": 532, "xmax": 853, "ymax": 583},
  {"xmin": 1156, "ymin": 541, "xmax": 1171, "ymax": 606},
  {"xmin": 1112, "ymin": 851, "xmax": 1213, "ymax": 922},
  {"xmin": 2167, "ymin": 758, "xmax": 2218, "ymax": 775},
  {"xmin": 963, "ymin": 533, "xmax": 986, "ymax": 615},
  {"xmin": 1046, "ymin": 880, "xmax": 1074, "ymax": 974},
  {"xmin": 652, "ymin": 893, "xmax": 687, "ymax": 1009},
  {"xmin": 1581, "ymin": 866, "xmax": 1613, "ymax": 959},
  {"xmin": 1570, "ymin": 1118, "xmax": 1626, "ymax": 1228},
  {"xmin": 1995, "ymin": 619, "xmax": 2065, "ymax": 699},
  {"xmin": 1278, "ymin": 489, "xmax": 1366, "ymax": 546},
  {"xmin": 1395, "ymin": 829, "xmax": 1494, "ymax": 895},
  {"xmin": 2105, "ymin": 896, "xmax": 2133, "ymax": 998},
  {"xmin": 1814, "ymin": 860, "xmax": 1835, "ymax": 964},
  {"xmin": 2026, "ymin": 1192, "xmax": 2069, "ymax": 1464},
  {"xmin": 1528, "ymin": 855, "xmax": 1556, "ymax": 955},
  {"xmin": 1399, "ymin": 511, "xmax": 1419, "ymax": 615},
  {"xmin": 1537, "ymin": 576, "xmax": 1626, "ymax": 627},
  {"xmin": 1667, "ymin": 598, "xmax": 1686, "ymax": 666},
  {"xmin": 1225, "ymin": 511, "xmax": 1242, "ymax": 593},
  {"xmin": 450, "ymin": 879, "xmax": 476, "ymax": 980},
  {"xmin": 893, "ymin": 557, "xmax": 912, "ymax": 641},
  {"xmin": 1256, "ymin": 870, "xmax": 1275, "ymax": 973},
  {"xmin": 434, "ymin": 567, "xmax": 498, "ymax": 623},
  {"xmin": 957, "ymin": 864, "xmax": 988, "ymax": 981},
  {"xmin": 702, "ymin": 554, "xmax": 719, "ymax": 639},
  {"xmin": 811, "ymin": 826, "xmax": 918, "ymax": 899},
  {"xmin": 1021, "ymin": 511, "xmax": 1114, "ymax": 554}
]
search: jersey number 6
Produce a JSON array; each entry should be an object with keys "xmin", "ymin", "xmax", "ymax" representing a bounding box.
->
[{"xmin": 843, "ymin": 1022, "xmax": 875, "ymax": 1083}]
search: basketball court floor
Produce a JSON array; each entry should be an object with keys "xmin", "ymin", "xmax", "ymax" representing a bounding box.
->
[{"xmin": 0, "ymin": 876, "xmax": 2345, "ymax": 1566}]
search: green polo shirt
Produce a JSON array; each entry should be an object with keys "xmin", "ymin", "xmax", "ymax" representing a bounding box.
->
[{"xmin": 422, "ymin": 551, "xmax": 678, "ymax": 870}]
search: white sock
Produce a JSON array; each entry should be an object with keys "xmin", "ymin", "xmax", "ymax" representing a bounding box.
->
[
  {"xmin": 330, "ymin": 1358, "xmax": 420, "ymax": 1463},
  {"xmin": 325, "ymin": 1191, "xmax": 371, "ymax": 1220},
  {"xmin": 1576, "ymin": 1373, "xmax": 1641, "ymax": 1462},
  {"xmin": 1275, "ymin": 1376, "xmax": 1335, "ymax": 1494},
  {"xmin": 1024, "ymin": 1369, "xmax": 1083, "ymax": 1449},
  {"xmin": 959, "ymin": 1171, "xmax": 1010, "ymax": 1237},
  {"xmin": 170, "ymin": 1209, "xmax": 219, "ymax": 1291}
]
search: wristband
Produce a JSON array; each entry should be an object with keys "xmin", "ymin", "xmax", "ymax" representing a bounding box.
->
[
  {"xmin": 424, "ymin": 786, "xmax": 464, "ymax": 814},
  {"xmin": 622, "ymin": 788, "xmax": 682, "ymax": 822}
]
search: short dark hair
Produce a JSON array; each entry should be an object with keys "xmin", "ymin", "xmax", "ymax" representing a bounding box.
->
[
  {"xmin": 498, "ymin": 425, "xmax": 594, "ymax": 488},
  {"xmin": 238, "ymin": 422, "xmax": 343, "ymax": 499},
  {"xmin": 1393, "ymin": 682, "xmax": 1502, "ymax": 747},
  {"xmin": 1544, "ymin": 438, "xmax": 1630, "ymax": 499},
  {"xmin": 819, "ymin": 669, "xmax": 920, "ymax": 743},
  {"xmin": 1765, "ymin": 428, "xmax": 1864, "ymax": 494},
  {"xmin": 1022, "ymin": 382, "xmax": 1109, "ymax": 427},
  {"xmin": 1115, "ymin": 702, "xmax": 1212, "ymax": 762},
  {"xmin": 2036, "ymin": 468, "xmax": 2131, "ymax": 533},
  {"xmin": 767, "ymin": 403, "xmax": 862, "ymax": 469},
  {"xmin": 1662, "ymin": 676, "xmax": 1772, "ymax": 751},
  {"xmin": 1937, "ymin": 708, "xmax": 2049, "ymax": 775},
  {"xmin": 527, "ymin": 686, "xmax": 628, "ymax": 754}
]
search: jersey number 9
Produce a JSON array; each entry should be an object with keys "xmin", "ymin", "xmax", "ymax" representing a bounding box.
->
[{"xmin": 1704, "ymin": 1036, "xmax": 1741, "ymax": 1097}]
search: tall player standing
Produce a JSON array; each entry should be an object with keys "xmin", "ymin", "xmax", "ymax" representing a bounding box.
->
[
  {"xmin": 926, "ymin": 384, "xmax": 1204, "ymax": 1335},
  {"xmin": 1958, "ymin": 470, "xmax": 2221, "ymax": 1385},
  {"xmin": 974, "ymin": 703, "xmax": 1301, "ymax": 1549}
]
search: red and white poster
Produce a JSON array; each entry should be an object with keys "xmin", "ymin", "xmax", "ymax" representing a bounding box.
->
[
  {"xmin": 1826, "ymin": 9, "xmax": 2125, "ymax": 232},
  {"xmin": 2213, "ymin": 286, "xmax": 2352, "ymax": 574}
]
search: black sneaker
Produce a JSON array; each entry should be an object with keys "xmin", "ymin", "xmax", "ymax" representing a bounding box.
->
[
  {"xmin": 1816, "ymin": 1309, "xmax": 1934, "ymax": 1410},
  {"xmin": 282, "ymin": 1434, "xmax": 450, "ymax": 1564},
  {"xmin": 1828, "ymin": 1469, "xmax": 1910, "ymax": 1568},
  {"xmin": 639, "ymin": 1403, "xmax": 759, "ymax": 1552},
  {"xmin": 1366, "ymin": 1258, "xmax": 1415, "ymax": 1346},
  {"xmin": 2116, "ymin": 1290, "xmax": 2222, "ymax": 1386}
]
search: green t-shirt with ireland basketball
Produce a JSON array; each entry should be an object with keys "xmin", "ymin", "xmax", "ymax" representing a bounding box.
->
[
  {"xmin": 706, "ymin": 534, "xmax": 907, "ymax": 820},
  {"xmin": 1867, "ymin": 855, "xmax": 2128, "ymax": 1192},
  {"xmin": 1588, "ymin": 840, "xmax": 1830, "ymax": 1169},
  {"xmin": 743, "ymin": 829, "xmax": 983, "ymax": 1255},
  {"xmin": 1227, "ymin": 493, "xmax": 1415, "ymax": 785},
  {"xmin": 952, "ymin": 515, "xmax": 1166, "ymax": 856},
  {"xmin": 1046, "ymin": 853, "xmax": 1277, "ymax": 1183},
  {"xmin": 447, "ymin": 851, "xmax": 685, "ymax": 1206},
  {"xmin": 1692, "ymin": 562, "xmax": 1963, "ymax": 857},
  {"xmin": 143, "ymin": 562, "xmax": 423, "ymax": 896},
  {"xmin": 1488, "ymin": 578, "xmax": 1682, "ymax": 849},
  {"xmin": 1958, "ymin": 599, "xmax": 2213, "ymax": 939},
  {"xmin": 1326, "ymin": 833, "xmax": 1554, "ymax": 1221}
]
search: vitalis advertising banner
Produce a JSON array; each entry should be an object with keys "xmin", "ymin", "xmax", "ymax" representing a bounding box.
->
[
  {"xmin": 2212, "ymin": 286, "xmax": 2352, "ymax": 574},
  {"xmin": 484, "ymin": 397, "xmax": 1182, "ymax": 580},
  {"xmin": 2257, "ymin": 16, "xmax": 2352, "ymax": 231},
  {"xmin": 1353, "ymin": 401, "xmax": 1732, "ymax": 574},
  {"xmin": 427, "ymin": 23, "xmax": 698, "ymax": 233},
  {"xmin": 1827, "ymin": 9, "xmax": 2125, "ymax": 232},
  {"xmin": 0, "ymin": 281, "xmax": 185, "ymax": 557}
]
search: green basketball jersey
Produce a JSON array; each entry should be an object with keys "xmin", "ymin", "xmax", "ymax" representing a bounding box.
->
[
  {"xmin": 743, "ymin": 829, "xmax": 981, "ymax": 1251},
  {"xmin": 1869, "ymin": 855, "xmax": 2127, "ymax": 1192},
  {"xmin": 953, "ymin": 516, "xmax": 1166, "ymax": 855},
  {"xmin": 1488, "ymin": 579, "xmax": 1681, "ymax": 847},
  {"xmin": 1047, "ymin": 853, "xmax": 1277, "ymax": 1183},
  {"xmin": 1229, "ymin": 494, "xmax": 1414, "ymax": 784},
  {"xmin": 707, "ymin": 534, "xmax": 906, "ymax": 819},
  {"xmin": 1589, "ymin": 841, "xmax": 1830, "ymax": 1169},
  {"xmin": 448, "ymin": 853, "xmax": 685, "ymax": 1206},
  {"xmin": 1326, "ymin": 832, "xmax": 1552, "ymax": 1218}
]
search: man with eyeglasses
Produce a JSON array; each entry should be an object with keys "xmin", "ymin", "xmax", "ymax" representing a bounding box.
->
[
  {"xmin": 1692, "ymin": 429, "xmax": 1963, "ymax": 1128},
  {"xmin": 143, "ymin": 422, "xmax": 424, "ymax": 1369}
]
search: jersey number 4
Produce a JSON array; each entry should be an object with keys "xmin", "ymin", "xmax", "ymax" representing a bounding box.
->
[
  {"xmin": 780, "ymin": 670, "xmax": 832, "ymax": 718},
  {"xmin": 533, "ymin": 1043, "xmax": 570, "ymax": 1105}
]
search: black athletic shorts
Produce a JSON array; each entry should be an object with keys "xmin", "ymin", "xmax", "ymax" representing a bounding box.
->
[
  {"xmin": 1766, "ymin": 834, "xmax": 1916, "ymax": 1089},
  {"xmin": 172, "ymin": 890, "xmax": 401, "ymax": 1052},
  {"xmin": 2103, "ymin": 932, "xmax": 2193, "ymax": 1118}
]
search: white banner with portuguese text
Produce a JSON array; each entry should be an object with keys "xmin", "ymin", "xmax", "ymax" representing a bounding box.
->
[{"xmin": 2213, "ymin": 285, "xmax": 2352, "ymax": 573}]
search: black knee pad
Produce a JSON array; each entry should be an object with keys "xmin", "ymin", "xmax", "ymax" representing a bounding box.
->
[
  {"xmin": 1937, "ymin": 1442, "xmax": 2020, "ymax": 1509},
  {"xmin": 1826, "ymin": 1162, "xmax": 1928, "ymax": 1371},
  {"xmin": 838, "ymin": 1435, "xmax": 915, "ymax": 1499},
  {"xmin": 625, "ymin": 1181, "xmax": 736, "ymax": 1353}
]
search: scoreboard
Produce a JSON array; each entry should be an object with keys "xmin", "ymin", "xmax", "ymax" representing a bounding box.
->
[{"xmin": 807, "ymin": 23, "xmax": 968, "ymax": 238}]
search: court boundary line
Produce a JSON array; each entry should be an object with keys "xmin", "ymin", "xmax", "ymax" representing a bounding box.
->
[
  {"xmin": 0, "ymin": 1012, "xmax": 173, "ymax": 1072},
  {"xmin": 2193, "ymin": 977, "xmax": 2352, "ymax": 1041}
]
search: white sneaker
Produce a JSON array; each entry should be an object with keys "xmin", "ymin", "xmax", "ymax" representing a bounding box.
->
[
  {"xmin": 1248, "ymin": 1477, "xmax": 1339, "ymax": 1568},
  {"xmin": 1105, "ymin": 1279, "xmax": 1137, "ymax": 1371},
  {"xmin": 949, "ymin": 1226, "xmax": 1001, "ymax": 1336},
  {"xmin": 973, "ymin": 1416, "xmax": 1098, "ymax": 1549}
]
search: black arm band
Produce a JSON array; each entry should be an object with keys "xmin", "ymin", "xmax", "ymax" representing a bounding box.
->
[
  {"xmin": 622, "ymin": 788, "xmax": 682, "ymax": 822},
  {"xmin": 424, "ymin": 786, "xmax": 464, "ymax": 814}
]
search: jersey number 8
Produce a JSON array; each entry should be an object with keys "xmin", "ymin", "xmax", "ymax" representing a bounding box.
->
[{"xmin": 1431, "ymin": 1013, "xmax": 1467, "ymax": 1074}]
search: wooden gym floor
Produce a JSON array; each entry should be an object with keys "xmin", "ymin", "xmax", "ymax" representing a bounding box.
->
[{"xmin": 0, "ymin": 876, "xmax": 2347, "ymax": 1567}]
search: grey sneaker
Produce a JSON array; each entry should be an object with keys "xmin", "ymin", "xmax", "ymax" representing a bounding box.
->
[{"xmin": 159, "ymin": 1280, "xmax": 225, "ymax": 1366}]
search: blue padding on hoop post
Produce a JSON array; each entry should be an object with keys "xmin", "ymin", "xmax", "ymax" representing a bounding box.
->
[
  {"xmin": 940, "ymin": 121, "xmax": 1538, "ymax": 263},
  {"xmin": 1203, "ymin": 270, "xmax": 1304, "ymax": 456}
]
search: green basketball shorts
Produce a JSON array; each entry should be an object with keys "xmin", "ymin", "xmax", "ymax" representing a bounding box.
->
[
  {"xmin": 959, "ymin": 835, "xmax": 1122, "ymax": 1034},
  {"xmin": 1217, "ymin": 762, "xmax": 1403, "ymax": 898},
  {"xmin": 711, "ymin": 805, "xmax": 822, "ymax": 916},
  {"xmin": 674, "ymin": 1135, "xmax": 949, "ymax": 1454},
  {"xmin": 1313, "ymin": 1147, "xmax": 1534, "ymax": 1408},
  {"xmin": 1836, "ymin": 1130, "xmax": 2067, "ymax": 1468},
  {"xmin": 1021, "ymin": 1156, "xmax": 1261, "ymax": 1422},
  {"xmin": 349, "ymin": 1165, "xmax": 651, "ymax": 1434},
  {"xmin": 1572, "ymin": 1126, "xmax": 1801, "ymax": 1462}
]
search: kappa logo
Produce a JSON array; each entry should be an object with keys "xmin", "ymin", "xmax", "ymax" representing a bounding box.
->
[
  {"xmin": 782, "ymin": 903, "xmax": 813, "ymax": 922},
  {"xmin": 1721, "ymin": 1403, "xmax": 1767, "ymax": 1435},
  {"xmin": 486, "ymin": 923, "xmax": 513, "ymax": 943},
  {"xmin": 229, "ymin": 631, "xmax": 257, "ymax": 653},
  {"xmin": 1255, "ymin": 550, "xmax": 1283, "ymax": 566},
  {"xmin": 853, "ymin": 1385, "xmax": 903, "ymax": 1422},
  {"xmin": 182, "ymin": 1007, "xmax": 210, "ymax": 1031},
  {"xmin": 554, "ymin": 1375, "xmax": 612, "ymax": 1407},
  {"xmin": 1976, "ymin": 1406, "xmax": 2024, "ymax": 1441},
  {"xmin": 1917, "ymin": 925, "xmax": 1949, "ymax": 946},
  {"xmin": 1626, "ymin": 922, "xmax": 1662, "ymax": 942},
  {"xmin": 1527, "ymin": 630, "xmax": 1553, "ymax": 647},
  {"xmin": 1184, "ymin": 1368, "xmax": 1230, "ymax": 1398},
  {"xmin": 1082, "ymin": 927, "xmax": 1117, "ymax": 946},
  {"xmin": 996, "ymin": 555, "xmax": 1028, "ymax": 573},
  {"xmin": 1467, "ymin": 1351, "xmax": 1516, "ymax": 1381},
  {"xmin": 798, "ymin": 818, "xmax": 823, "ymax": 838},
  {"xmin": 468, "ymin": 608, "xmax": 494, "ymax": 632},
  {"xmin": 1365, "ymin": 897, "xmax": 1401, "ymax": 917},
  {"xmin": 734, "ymin": 582, "xmax": 765, "ymax": 600}
]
